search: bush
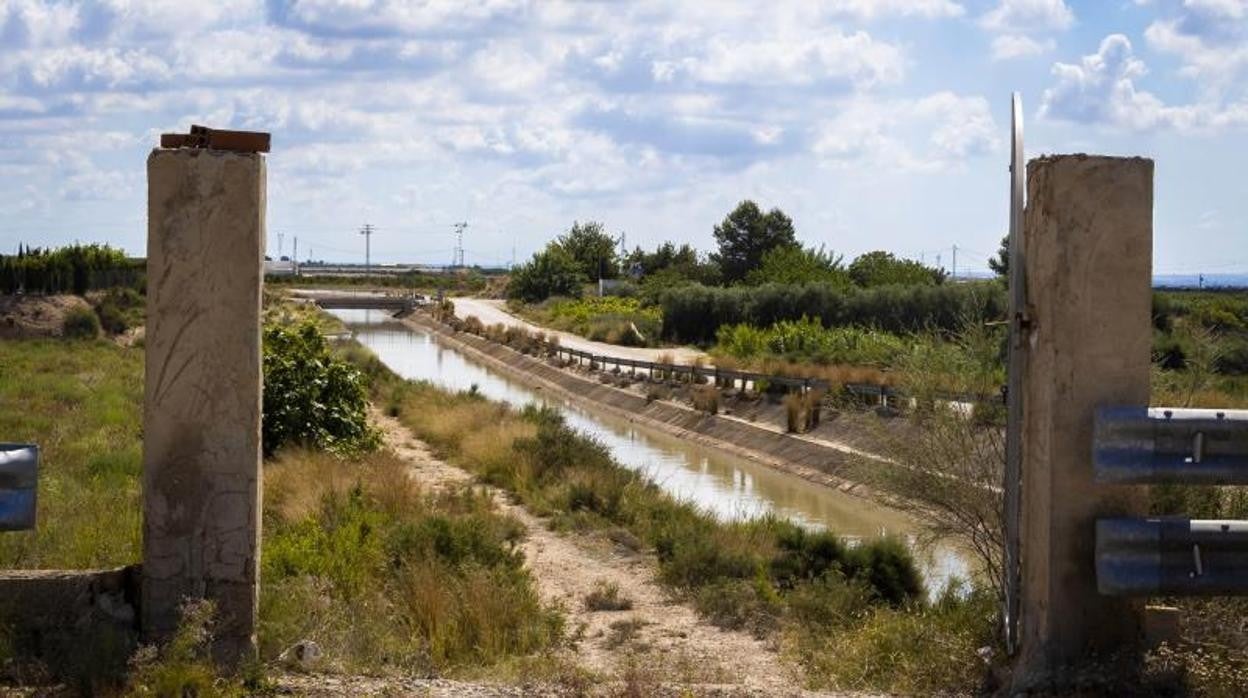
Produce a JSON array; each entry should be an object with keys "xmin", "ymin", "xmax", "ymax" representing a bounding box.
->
[
  {"xmin": 716, "ymin": 317, "xmax": 906, "ymax": 367},
  {"xmin": 92, "ymin": 287, "xmax": 145, "ymax": 335},
  {"xmin": 584, "ymin": 580, "xmax": 633, "ymax": 611},
  {"xmin": 659, "ymin": 281, "xmax": 1006, "ymax": 344},
  {"xmin": 692, "ymin": 385, "xmax": 719, "ymax": 414},
  {"xmin": 62, "ymin": 306, "xmax": 101, "ymax": 339},
  {"xmin": 506, "ymin": 245, "xmax": 585, "ymax": 303},
  {"xmin": 262, "ymin": 323, "xmax": 379, "ymax": 457}
]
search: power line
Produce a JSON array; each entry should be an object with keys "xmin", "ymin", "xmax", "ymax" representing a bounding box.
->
[
  {"xmin": 452, "ymin": 221, "xmax": 467, "ymax": 268},
  {"xmin": 360, "ymin": 223, "xmax": 374, "ymax": 276}
]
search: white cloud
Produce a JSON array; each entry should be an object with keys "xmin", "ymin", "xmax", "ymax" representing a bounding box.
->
[
  {"xmin": 1144, "ymin": 0, "xmax": 1248, "ymax": 92},
  {"xmin": 1039, "ymin": 33, "xmax": 1248, "ymax": 131},
  {"xmin": 992, "ymin": 34, "xmax": 1056, "ymax": 60},
  {"xmin": 675, "ymin": 31, "xmax": 904, "ymax": 88},
  {"xmin": 823, "ymin": 0, "xmax": 965, "ymax": 21},
  {"xmin": 23, "ymin": 46, "xmax": 172, "ymax": 90},
  {"xmin": 915, "ymin": 93, "xmax": 999, "ymax": 158},
  {"xmin": 980, "ymin": 0, "xmax": 1074, "ymax": 33},
  {"xmin": 274, "ymin": 0, "xmax": 526, "ymax": 36},
  {"xmin": 815, "ymin": 92, "xmax": 999, "ymax": 171},
  {"xmin": 0, "ymin": 0, "xmax": 80, "ymax": 47}
]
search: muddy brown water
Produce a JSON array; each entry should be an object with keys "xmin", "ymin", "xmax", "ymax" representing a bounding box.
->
[{"xmin": 332, "ymin": 309, "xmax": 971, "ymax": 591}]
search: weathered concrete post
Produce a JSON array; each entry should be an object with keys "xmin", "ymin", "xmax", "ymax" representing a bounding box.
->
[
  {"xmin": 143, "ymin": 146, "xmax": 265, "ymax": 665},
  {"xmin": 1016, "ymin": 155, "xmax": 1153, "ymax": 682}
]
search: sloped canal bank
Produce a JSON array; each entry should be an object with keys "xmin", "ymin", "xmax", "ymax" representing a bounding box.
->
[{"xmin": 330, "ymin": 309, "xmax": 970, "ymax": 590}]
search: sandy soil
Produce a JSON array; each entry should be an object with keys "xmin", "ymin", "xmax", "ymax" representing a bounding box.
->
[
  {"xmin": 0, "ymin": 294, "xmax": 93, "ymax": 339},
  {"xmin": 298, "ymin": 410, "xmax": 821, "ymax": 697},
  {"xmin": 452, "ymin": 298, "xmax": 707, "ymax": 365}
]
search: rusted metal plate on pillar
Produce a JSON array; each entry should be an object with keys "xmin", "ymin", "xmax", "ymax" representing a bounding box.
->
[{"xmin": 160, "ymin": 124, "xmax": 270, "ymax": 153}]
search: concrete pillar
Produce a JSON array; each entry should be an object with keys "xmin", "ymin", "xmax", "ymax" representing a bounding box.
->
[
  {"xmin": 1016, "ymin": 155, "xmax": 1153, "ymax": 682},
  {"xmin": 143, "ymin": 148, "xmax": 265, "ymax": 665}
]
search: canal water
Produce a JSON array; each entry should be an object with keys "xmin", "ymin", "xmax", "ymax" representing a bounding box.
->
[{"xmin": 332, "ymin": 309, "xmax": 970, "ymax": 590}]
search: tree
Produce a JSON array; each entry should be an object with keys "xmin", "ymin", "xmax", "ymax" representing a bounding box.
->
[
  {"xmin": 848, "ymin": 251, "xmax": 945, "ymax": 287},
  {"xmin": 988, "ymin": 234, "xmax": 1009, "ymax": 280},
  {"xmin": 744, "ymin": 244, "xmax": 850, "ymax": 287},
  {"xmin": 710, "ymin": 200, "xmax": 797, "ymax": 284},
  {"xmin": 506, "ymin": 245, "xmax": 586, "ymax": 302},
  {"xmin": 557, "ymin": 221, "xmax": 619, "ymax": 280},
  {"xmin": 625, "ymin": 242, "xmax": 720, "ymax": 286}
]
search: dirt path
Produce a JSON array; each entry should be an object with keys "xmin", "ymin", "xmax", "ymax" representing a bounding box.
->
[
  {"xmin": 368, "ymin": 410, "xmax": 819, "ymax": 696},
  {"xmin": 452, "ymin": 298, "xmax": 707, "ymax": 365}
]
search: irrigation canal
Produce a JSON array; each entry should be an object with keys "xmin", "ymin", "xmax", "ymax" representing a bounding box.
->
[{"xmin": 331, "ymin": 308, "xmax": 970, "ymax": 591}]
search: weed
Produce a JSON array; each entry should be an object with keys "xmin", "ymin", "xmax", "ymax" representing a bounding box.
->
[
  {"xmin": 584, "ymin": 581, "xmax": 634, "ymax": 612},
  {"xmin": 691, "ymin": 385, "xmax": 719, "ymax": 414},
  {"xmin": 605, "ymin": 618, "xmax": 648, "ymax": 650}
]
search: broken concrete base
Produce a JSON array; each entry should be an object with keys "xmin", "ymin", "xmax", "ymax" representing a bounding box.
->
[{"xmin": 0, "ymin": 567, "xmax": 140, "ymax": 683}]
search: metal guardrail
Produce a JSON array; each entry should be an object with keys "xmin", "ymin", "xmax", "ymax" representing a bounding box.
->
[
  {"xmin": 1094, "ymin": 407, "xmax": 1248, "ymax": 484},
  {"xmin": 1094, "ymin": 405, "xmax": 1248, "ymax": 596},
  {"xmin": 551, "ymin": 345, "xmax": 829, "ymax": 392},
  {"xmin": 1096, "ymin": 518, "xmax": 1248, "ymax": 595},
  {"xmin": 0, "ymin": 443, "xmax": 38, "ymax": 531}
]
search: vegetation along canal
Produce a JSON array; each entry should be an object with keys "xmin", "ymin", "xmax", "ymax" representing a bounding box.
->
[{"xmin": 332, "ymin": 308, "xmax": 970, "ymax": 590}]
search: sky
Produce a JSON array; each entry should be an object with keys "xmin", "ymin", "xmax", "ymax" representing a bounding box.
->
[{"xmin": 1, "ymin": 0, "xmax": 1246, "ymax": 276}]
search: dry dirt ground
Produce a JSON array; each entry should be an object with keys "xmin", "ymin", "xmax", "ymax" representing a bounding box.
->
[
  {"xmin": 277, "ymin": 411, "xmax": 830, "ymax": 697},
  {"xmin": 0, "ymin": 295, "xmax": 92, "ymax": 339}
]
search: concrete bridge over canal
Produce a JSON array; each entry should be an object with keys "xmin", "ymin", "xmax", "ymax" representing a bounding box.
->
[{"xmin": 291, "ymin": 289, "xmax": 426, "ymax": 312}]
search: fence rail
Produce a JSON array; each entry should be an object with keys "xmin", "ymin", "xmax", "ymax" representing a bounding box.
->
[{"xmin": 541, "ymin": 341, "xmax": 1001, "ymax": 406}]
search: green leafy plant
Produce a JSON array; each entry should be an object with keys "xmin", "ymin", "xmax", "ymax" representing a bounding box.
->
[
  {"xmin": 61, "ymin": 306, "xmax": 101, "ymax": 339},
  {"xmin": 262, "ymin": 322, "xmax": 379, "ymax": 457}
]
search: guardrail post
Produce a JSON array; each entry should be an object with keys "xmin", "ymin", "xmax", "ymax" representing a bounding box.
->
[
  {"xmin": 1016, "ymin": 156, "xmax": 1153, "ymax": 682},
  {"xmin": 143, "ymin": 145, "xmax": 265, "ymax": 666}
]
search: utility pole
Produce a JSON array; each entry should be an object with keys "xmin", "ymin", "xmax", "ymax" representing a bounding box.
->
[
  {"xmin": 952, "ymin": 244, "xmax": 958, "ymax": 281},
  {"xmin": 293, "ymin": 236, "xmax": 299, "ymax": 276},
  {"xmin": 360, "ymin": 223, "xmax": 374, "ymax": 276},
  {"xmin": 277, "ymin": 231, "xmax": 284, "ymax": 259},
  {"xmin": 452, "ymin": 221, "xmax": 467, "ymax": 268}
]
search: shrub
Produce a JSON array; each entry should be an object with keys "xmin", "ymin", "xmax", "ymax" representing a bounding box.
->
[
  {"xmin": 262, "ymin": 322, "xmax": 379, "ymax": 457},
  {"xmin": 584, "ymin": 580, "xmax": 633, "ymax": 611},
  {"xmin": 506, "ymin": 245, "xmax": 585, "ymax": 302},
  {"xmin": 692, "ymin": 385, "xmax": 719, "ymax": 415},
  {"xmin": 716, "ymin": 317, "xmax": 906, "ymax": 367},
  {"xmin": 124, "ymin": 599, "xmax": 222, "ymax": 697},
  {"xmin": 62, "ymin": 306, "xmax": 101, "ymax": 339}
]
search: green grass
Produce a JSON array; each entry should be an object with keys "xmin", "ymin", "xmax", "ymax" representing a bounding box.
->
[
  {"xmin": 512, "ymin": 295, "xmax": 662, "ymax": 347},
  {"xmin": 259, "ymin": 448, "xmax": 564, "ymax": 674},
  {"xmin": 0, "ymin": 326, "xmax": 563, "ymax": 688},
  {"xmin": 0, "ymin": 338, "xmax": 143, "ymax": 569}
]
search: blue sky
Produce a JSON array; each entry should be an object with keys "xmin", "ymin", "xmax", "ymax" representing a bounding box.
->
[{"xmin": 1, "ymin": 0, "xmax": 1246, "ymax": 275}]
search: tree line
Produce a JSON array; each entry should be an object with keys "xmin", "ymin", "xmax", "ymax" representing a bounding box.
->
[
  {"xmin": 1, "ymin": 243, "xmax": 143, "ymax": 295},
  {"xmin": 659, "ymin": 281, "xmax": 1007, "ymax": 344},
  {"xmin": 506, "ymin": 200, "xmax": 948, "ymax": 303}
]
